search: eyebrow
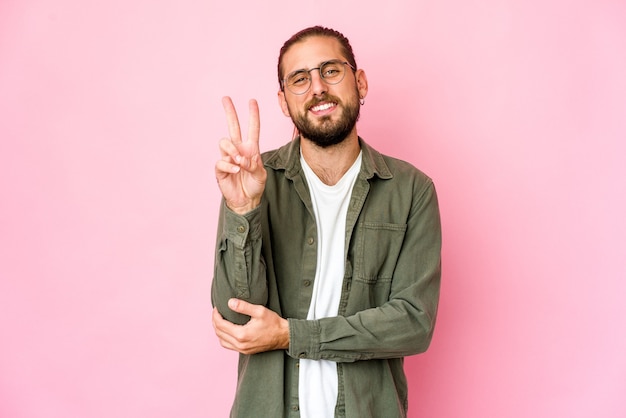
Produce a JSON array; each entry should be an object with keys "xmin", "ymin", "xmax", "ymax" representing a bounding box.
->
[{"xmin": 285, "ymin": 59, "xmax": 344, "ymax": 76}]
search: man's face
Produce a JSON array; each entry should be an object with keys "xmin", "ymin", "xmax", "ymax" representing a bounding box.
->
[{"xmin": 278, "ymin": 36, "xmax": 365, "ymax": 148}]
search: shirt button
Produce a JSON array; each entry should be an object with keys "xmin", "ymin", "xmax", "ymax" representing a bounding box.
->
[
  {"xmin": 237, "ymin": 225, "xmax": 246, "ymax": 233},
  {"xmin": 303, "ymin": 280, "xmax": 311, "ymax": 287},
  {"xmin": 298, "ymin": 352, "xmax": 307, "ymax": 358},
  {"xmin": 307, "ymin": 237, "xmax": 314, "ymax": 245},
  {"xmin": 292, "ymin": 405, "xmax": 299, "ymax": 411}
]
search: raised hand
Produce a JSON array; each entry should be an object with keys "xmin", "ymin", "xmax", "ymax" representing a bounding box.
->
[{"xmin": 215, "ymin": 97, "xmax": 267, "ymax": 214}]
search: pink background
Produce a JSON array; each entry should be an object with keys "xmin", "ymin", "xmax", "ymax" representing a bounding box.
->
[{"xmin": 1, "ymin": 1, "xmax": 625, "ymax": 417}]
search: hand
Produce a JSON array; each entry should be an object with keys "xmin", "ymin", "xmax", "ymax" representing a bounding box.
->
[
  {"xmin": 212, "ymin": 299, "xmax": 290, "ymax": 355},
  {"xmin": 215, "ymin": 97, "xmax": 267, "ymax": 214}
]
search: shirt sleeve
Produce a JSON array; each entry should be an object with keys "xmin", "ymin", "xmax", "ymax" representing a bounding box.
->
[
  {"xmin": 287, "ymin": 181, "xmax": 442, "ymax": 362},
  {"xmin": 211, "ymin": 200, "xmax": 268, "ymax": 325}
]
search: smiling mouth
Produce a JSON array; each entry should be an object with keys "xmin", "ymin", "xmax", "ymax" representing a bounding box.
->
[{"xmin": 310, "ymin": 102, "xmax": 337, "ymax": 112}]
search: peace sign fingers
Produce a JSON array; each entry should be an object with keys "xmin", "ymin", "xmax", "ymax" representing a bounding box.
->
[
  {"xmin": 216, "ymin": 96, "xmax": 266, "ymax": 215},
  {"xmin": 222, "ymin": 96, "xmax": 261, "ymax": 160}
]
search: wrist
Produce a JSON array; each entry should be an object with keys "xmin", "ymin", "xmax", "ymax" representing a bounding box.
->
[{"xmin": 227, "ymin": 198, "xmax": 261, "ymax": 215}]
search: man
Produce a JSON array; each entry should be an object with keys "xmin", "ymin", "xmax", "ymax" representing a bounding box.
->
[{"xmin": 212, "ymin": 26, "xmax": 441, "ymax": 418}]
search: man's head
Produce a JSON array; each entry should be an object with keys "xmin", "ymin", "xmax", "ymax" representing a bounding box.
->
[
  {"xmin": 277, "ymin": 26, "xmax": 368, "ymax": 148},
  {"xmin": 277, "ymin": 26, "xmax": 358, "ymax": 89}
]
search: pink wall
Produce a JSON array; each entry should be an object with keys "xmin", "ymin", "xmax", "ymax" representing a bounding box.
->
[{"xmin": 1, "ymin": 1, "xmax": 625, "ymax": 417}]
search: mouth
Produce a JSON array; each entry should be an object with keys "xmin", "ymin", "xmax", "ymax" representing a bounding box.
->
[{"xmin": 309, "ymin": 101, "xmax": 337, "ymax": 116}]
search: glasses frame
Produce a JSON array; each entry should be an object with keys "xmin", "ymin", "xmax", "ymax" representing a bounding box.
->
[{"xmin": 281, "ymin": 60, "xmax": 357, "ymax": 95}]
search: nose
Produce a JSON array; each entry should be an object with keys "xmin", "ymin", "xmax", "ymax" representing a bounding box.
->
[{"xmin": 309, "ymin": 69, "xmax": 327, "ymax": 96}]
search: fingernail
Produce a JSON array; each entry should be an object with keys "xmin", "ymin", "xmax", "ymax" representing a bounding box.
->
[
  {"xmin": 235, "ymin": 155, "xmax": 241, "ymax": 164},
  {"xmin": 228, "ymin": 298, "xmax": 237, "ymax": 309}
]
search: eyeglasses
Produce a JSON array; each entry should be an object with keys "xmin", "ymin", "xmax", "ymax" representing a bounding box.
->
[{"xmin": 282, "ymin": 60, "xmax": 356, "ymax": 95}]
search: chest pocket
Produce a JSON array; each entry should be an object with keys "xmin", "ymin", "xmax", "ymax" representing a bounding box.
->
[{"xmin": 353, "ymin": 222, "xmax": 407, "ymax": 283}]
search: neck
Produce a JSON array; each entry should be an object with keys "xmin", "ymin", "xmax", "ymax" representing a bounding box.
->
[{"xmin": 300, "ymin": 132, "xmax": 361, "ymax": 186}]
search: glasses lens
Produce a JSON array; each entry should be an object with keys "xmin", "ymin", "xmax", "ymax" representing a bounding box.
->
[
  {"xmin": 284, "ymin": 61, "xmax": 349, "ymax": 95},
  {"xmin": 320, "ymin": 61, "xmax": 346, "ymax": 84},
  {"xmin": 286, "ymin": 70, "xmax": 310, "ymax": 95}
]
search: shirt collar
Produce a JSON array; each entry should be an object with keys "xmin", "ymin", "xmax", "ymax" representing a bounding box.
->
[{"xmin": 264, "ymin": 136, "xmax": 393, "ymax": 181}]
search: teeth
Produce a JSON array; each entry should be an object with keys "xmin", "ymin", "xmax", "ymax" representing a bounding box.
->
[{"xmin": 311, "ymin": 102, "xmax": 335, "ymax": 112}]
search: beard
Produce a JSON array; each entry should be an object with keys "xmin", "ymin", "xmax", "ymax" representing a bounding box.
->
[{"xmin": 289, "ymin": 92, "xmax": 361, "ymax": 148}]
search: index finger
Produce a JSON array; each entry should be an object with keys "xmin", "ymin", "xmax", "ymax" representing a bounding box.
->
[
  {"xmin": 247, "ymin": 99, "xmax": 260, "ymax": 145},
  {"xmin": 222, "ymin": 96, "xmax": 242, "ymax": 144}
]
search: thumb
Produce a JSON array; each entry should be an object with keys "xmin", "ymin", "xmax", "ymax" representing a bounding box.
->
[
  {"xmin": 228, "ymin": 298, "xmax": 259, "ymax": 317},
  {"xmin": 250, "ymin": 154, "xmax": 267, "ymax": 181}
]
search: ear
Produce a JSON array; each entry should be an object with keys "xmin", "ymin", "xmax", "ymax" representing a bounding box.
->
[
  {"xmin": 277, "ymin": 90, "xmax": 291, "ymax": 117},
  {"xmin": 355, "ymin": 69, "xmax": 368, "ymax": 100}
]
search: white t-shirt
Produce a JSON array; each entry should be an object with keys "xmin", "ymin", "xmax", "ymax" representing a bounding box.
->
[{"xmin": 298, "ymin": 151, "xmax": 362, "ymax": 418}]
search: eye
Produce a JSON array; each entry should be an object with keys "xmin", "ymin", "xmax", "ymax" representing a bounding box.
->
[
  {"xmin": 321, "ymin": 63, "xmax": 342, "ymax": 78},
  {"xmin": 288, "ymin": 71, "xmax": 309, "ymax": 86}
]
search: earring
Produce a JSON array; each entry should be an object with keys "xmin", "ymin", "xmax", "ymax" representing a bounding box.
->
[{"xmin": 359, "ymin": 98, "xmax": 365, "ymax": 105}]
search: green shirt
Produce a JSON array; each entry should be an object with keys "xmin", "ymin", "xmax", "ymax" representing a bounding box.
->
[{"xmin": 212, "ymin": 137, "xmax": 442, "ymax": 418}]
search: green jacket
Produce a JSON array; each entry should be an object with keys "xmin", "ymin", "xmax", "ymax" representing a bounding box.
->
[{"xmin": 212, "ymin": 137, "xmax": 442, "ymax": 418}]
